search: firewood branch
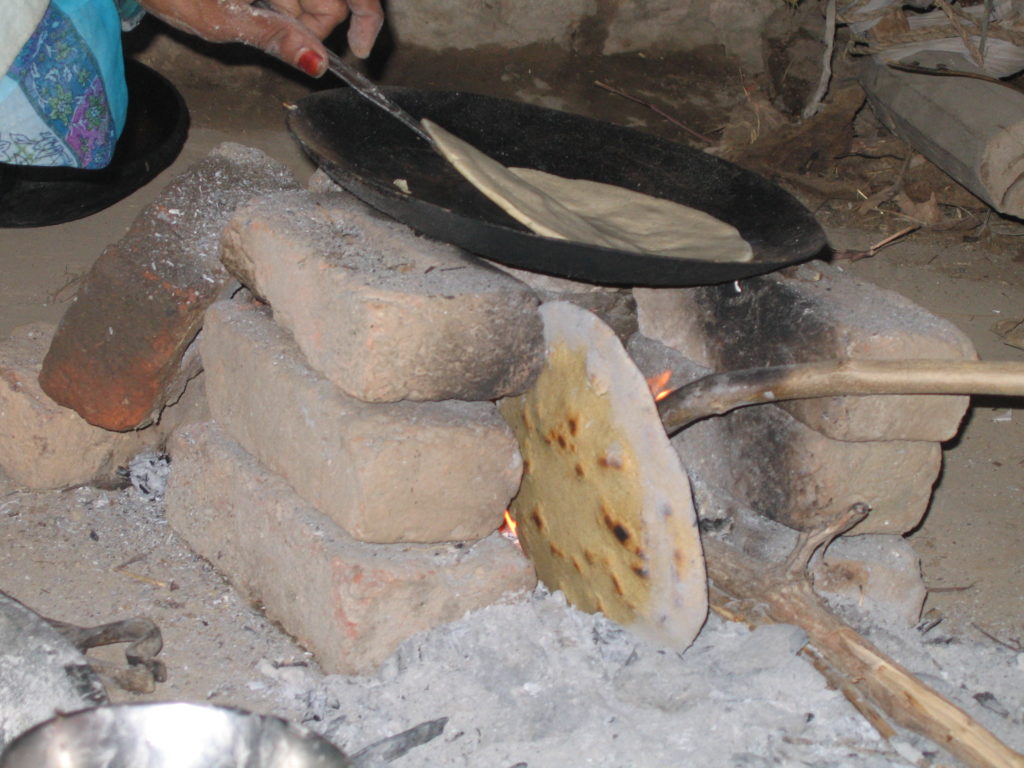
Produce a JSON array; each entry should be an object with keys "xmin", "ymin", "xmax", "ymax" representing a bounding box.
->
[
  {"xmin": 782, "ymin": 502, "xmax": 869, "ymax": 578},
  {"xmin": 702, "ymin": 530, "xmax": 1024, "ymax": 768},
  {"xmin": 659, "ymin": 359, "xmax": 1024, "ymax": 435}
]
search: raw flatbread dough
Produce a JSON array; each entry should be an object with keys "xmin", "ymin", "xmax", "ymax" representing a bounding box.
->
[
  {"xmin": 498, "ymin": 302, "xmax": 707, "ymax": 649},
  {"xmin": 422, "ymin": 118, "xmax": 753, "ymax": 263}
]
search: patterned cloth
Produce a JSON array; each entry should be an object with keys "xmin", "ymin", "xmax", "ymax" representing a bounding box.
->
[{"xmin": 0, "ymin": 0, "xmax": 144, "ymax": 169}]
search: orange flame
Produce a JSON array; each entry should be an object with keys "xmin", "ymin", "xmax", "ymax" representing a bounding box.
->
[
  {"xmin": 646, "ymin": 370, "xmax": 673, "ymax": 402},
  {"xmin": 501, "ymin": 509, "xmax": 518, "ymax": 539}
]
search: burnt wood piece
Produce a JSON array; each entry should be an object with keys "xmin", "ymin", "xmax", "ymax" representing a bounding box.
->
[
  {"xmin": 349, "ymin": 718, "xmax": 448, "ymax": 767},
  {"xmin": 860, "ymin": 58, "xmax": 1024, "ymax": 218},
  {"xmin": 45, "ymin": 616, "xmax": 166, "ymax": 695}
]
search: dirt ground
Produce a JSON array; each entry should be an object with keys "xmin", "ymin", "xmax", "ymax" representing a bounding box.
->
[{"xmin": 1, "ymin": 24, "xmax": 1022, "ymax": 724}]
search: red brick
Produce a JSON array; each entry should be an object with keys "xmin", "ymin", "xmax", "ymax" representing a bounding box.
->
[
  {"xmin": 38, "ymin": 144, "xmax": 298, "ymax": 431},
  {"xmin": 165, "ymin": 420, "xmax": 537, "ymax": 674},
  {"xmin": 0, "ymin": 323, "xmax": 208, "ymax": 489}
]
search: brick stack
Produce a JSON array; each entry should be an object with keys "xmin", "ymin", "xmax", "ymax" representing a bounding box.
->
[
  {"xmin": 165, "ymin": 189, "xmax": 544, "ymax": 674},
  {"xmin": 634, "ymin": 260, "xmax": 977, "ymax": 535}
]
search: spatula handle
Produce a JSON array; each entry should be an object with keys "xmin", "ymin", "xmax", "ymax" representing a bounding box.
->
[{"xmin": 251, "ymin": 0, "xmax": 433, "ymax": 144}]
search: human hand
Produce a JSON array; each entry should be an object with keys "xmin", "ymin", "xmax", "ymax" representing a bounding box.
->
[{"xmin": 137, "ymin": 0, "xmax": 384, "ymax": 75}]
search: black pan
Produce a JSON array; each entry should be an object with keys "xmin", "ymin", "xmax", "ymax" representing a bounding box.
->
[
  {"xmin": 0, "ymin": 60, "xmax": 189, "ymax": 228},
  {"xmin": 287, "ymin": 87, "xmax": 827, "ymax": 287}
]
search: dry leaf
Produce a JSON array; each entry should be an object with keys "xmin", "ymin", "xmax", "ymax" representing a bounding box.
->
[
  {"xmin": 895, "ymin": 191, "xmax": 943, "ymax": 226},
  {"xmin": 994, "ymin": 318, "xmax": 1024, "ymax": 351}
]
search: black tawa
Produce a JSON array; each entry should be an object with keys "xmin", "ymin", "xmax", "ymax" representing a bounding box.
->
[{"xmin": 287, "ymin": 87, "xmax": 827, "ymax": 287}]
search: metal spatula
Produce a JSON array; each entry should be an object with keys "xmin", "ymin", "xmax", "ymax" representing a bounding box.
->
[
  {"xmin": 320, "ymin": 50, "xmax": 432, "ymax": 143},
  {"xmin": 252, "ymin": 0, "xmax": 433, "ymax": 144}
]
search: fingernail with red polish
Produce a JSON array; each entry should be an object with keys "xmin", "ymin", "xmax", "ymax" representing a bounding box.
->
[{"xmin": 297, "ymin": 49, "xmax": 324, "ymax": 77}]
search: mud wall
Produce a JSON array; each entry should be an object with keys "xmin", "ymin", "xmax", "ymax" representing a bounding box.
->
[
  {"xmin": 388, "ymin": 0, "xmax": 778, "ymax": 71},
  {"xmin": 133, "ymin": 0, "xmax": 785, "ymax": 87}
]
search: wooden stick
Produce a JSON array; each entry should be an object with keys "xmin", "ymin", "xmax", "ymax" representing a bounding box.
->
[
  {"xmin": 702, "ymin": 531, "xmax": 1024, "ymax": 768},
  {"xmin": 658, "ymin": 359, "xmax": 1024, "ymax": 435},
  {"xmin": 800, "ymin": 644, "xmax": 897, "ymax": 742},
  {"xmin": 593, "ymin": 80, "xmax": 715, "ymax": 145}
]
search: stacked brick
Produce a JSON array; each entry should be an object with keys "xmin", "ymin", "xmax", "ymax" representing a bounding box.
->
[
  {"xmin": 6, "ymin": 139, "xmax": 970, "ymax": 665},
  {"xmin": 165, "ymin": 189, "xmax": 544, "ymax": 673},
  {"xmin": 634, "ymin": 260, "xmax": 977, "ymax": 536}
]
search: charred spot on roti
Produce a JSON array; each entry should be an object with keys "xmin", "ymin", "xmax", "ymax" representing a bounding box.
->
[
  {"xmin": 632, "ymin": 565, "xmax": 650, "ymax": 579},
  {"xmin": 673, "ymin": 548, "xmax": 695, "ymax": 577},
  {"xmin": 574, "ymin": 462, "xmax": 585, "ymax": 478},
  {"xmin": 546, "ymin": 427, "xmax": 571, "ymax": 451},
  {"xmin": 530, "ymin": 505, "xmax": 545, "ymax": 532},
  {"xmin": 572, "ymin": 557, "xmax": 584, "ymax": 574},
  {"xmin": 611, "ymin": 572, "xmax": 625, "ymax": 596},
  {"xmin": 584, "ymin": 549, "xmax": 597, "ymax": 565},
  {"xmin": 597, "ymin": 446, "xmax": 624, "ymax": 470},
  {"xmin": 567, "ymin": 415, "xmax": 580, "ymax": 436},
  {"xmin": 603, "ymin": 511, "xmax": 631, "ymax": 545},
  {"xmin": 523, "ymin": 457, "xmax": 532, "ymax": 475},
  {"xmin": 549, "ymin": 541, "xmax": 566, "ymax": 559}
]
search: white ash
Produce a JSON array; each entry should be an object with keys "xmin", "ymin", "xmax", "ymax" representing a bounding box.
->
[
  {"xmin": 1, "ymin": 475, "xmax": 1021, "ymax": 766},
  {"xmin": 123, "ymin": 451, "xmax": 171, "ymax": 502},
  {"xmin": 295, "ymin": 588, "xmax": 918, "ymax": 768}
]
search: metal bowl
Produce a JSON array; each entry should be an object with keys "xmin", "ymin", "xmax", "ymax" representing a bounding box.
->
[{"xmin": 0, "ymin": 702, "xmax": 351, "ymax": 768}]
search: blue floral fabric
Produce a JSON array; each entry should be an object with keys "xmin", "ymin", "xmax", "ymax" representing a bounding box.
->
[{"xmin": 0, "ymin": 0, "xmax": 135, "ymax": 169}]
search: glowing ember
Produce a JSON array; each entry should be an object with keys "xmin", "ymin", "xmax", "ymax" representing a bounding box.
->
[{"xmin": 646, "ymin": 370, "xmax": 674, "ymax": 402}]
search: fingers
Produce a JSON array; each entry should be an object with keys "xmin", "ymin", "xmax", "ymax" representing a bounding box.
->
[
  {"xmin": 268, "ymin": 0, "xmax": 348, "ymax": 39},
  {"xmin": 342, "ymin": 0, "xmax": 384, "ymax": 58},
  {"xmin": 280, "ymin": 0, "xmax": 384, "ymax": 58},
  {"xmin": 136, "ymin": 0, "xmax": 383, "ymax": 75},
  {"xmin": 246, "ymin": 4, "xmax": 332, "ymax": 74}
]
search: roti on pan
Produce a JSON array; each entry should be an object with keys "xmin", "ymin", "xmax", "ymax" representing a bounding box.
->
[
  {"xmin": 422, "ymin": 119, "xmax": 753, "ymax": 264},
  {"xmin": 498, "ymin": 301, "xmax": 708, "ymax": 649}
]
